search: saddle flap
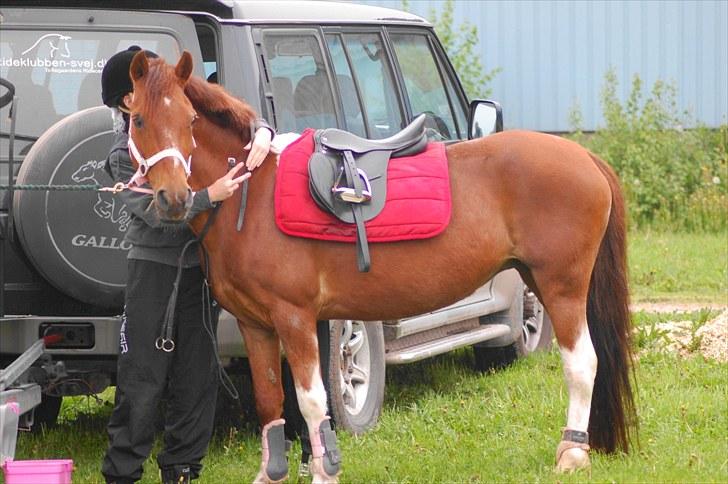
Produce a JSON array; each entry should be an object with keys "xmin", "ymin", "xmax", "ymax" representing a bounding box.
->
[{"xmin": 308, "ymin": 149, "xmax": 386, "ymax": 224}]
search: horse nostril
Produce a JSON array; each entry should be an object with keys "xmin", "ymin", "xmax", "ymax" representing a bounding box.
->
[{"xmin": 156, "ymin": 189, "xmax": 169, "ymax": 210}]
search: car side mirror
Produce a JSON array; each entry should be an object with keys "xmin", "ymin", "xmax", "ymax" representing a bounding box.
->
[{"xmin": 468, "ymin": 100, "xmax": 503, "ymax": 139}]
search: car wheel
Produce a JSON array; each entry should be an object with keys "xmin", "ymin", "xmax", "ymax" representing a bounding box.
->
[
  {"xmin": 521, "ymin": 287, "xmax": 553, "ymax": 353},
  {"xmin": 327, "ymin": 320, "xmax": 385, "ymax": 435},
  {"xmin": 473, "ymin": 286, "xmax": 552, "ymax": 371}
]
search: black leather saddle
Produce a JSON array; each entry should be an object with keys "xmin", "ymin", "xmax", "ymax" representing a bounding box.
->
[{"xmin": 308, "ymin": 114, "xmax": 428, "ymax": 272}]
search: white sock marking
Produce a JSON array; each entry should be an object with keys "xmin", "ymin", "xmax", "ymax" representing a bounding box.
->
[{"xmin": 559, "ymin": 324, "xmax": 597, "ymax": 432}]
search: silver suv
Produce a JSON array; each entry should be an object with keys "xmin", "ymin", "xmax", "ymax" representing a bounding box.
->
[{"xmin": 0, "ymin": 0, "xmax": 551, "ymax": 433}]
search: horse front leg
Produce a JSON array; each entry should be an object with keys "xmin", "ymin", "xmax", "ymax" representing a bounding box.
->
[
  {"xmin": 238, "ymin": 322, "xmax": 289, "ymax": 483},
  {"xmin": 278, "ymin": 317, "xmax": 341, "ymax": 484}
]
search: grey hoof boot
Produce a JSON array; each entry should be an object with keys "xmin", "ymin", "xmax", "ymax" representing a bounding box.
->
[
  {"xmin": 254, "ymin": 418, "xmax": 290, "ymax": 483},
  {"xmin": 309, "ymin": 417, "xmax": 341, "ymax": 482}
]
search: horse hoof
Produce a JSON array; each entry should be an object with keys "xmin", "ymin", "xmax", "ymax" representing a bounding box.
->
[
  {"xmin": 555, "ymin": 446, "xmax": 591, "ymax": 473},
  {"xmin": 310, "ymin": 457, "xmax": 340, "ymax": 484},
  {"xmin": 253, "ymin": 470, "xmax": 288, "ymax": 484}
]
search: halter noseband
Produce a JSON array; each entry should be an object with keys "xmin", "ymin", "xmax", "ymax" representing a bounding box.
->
[{"xmin": 126, "ymin": 123, "xmax": 196, "ymax": 193}]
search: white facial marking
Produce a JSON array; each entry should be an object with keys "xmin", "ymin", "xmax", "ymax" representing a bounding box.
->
[
  {"xmin": 164, "ymin": 96, "xmax": 172, "ymax": 107},
  {"xmin": 559, "ymin": 324, "xmax": 597, "ymax": 431}
]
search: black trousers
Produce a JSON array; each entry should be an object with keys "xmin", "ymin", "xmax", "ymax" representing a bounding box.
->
[{"xmin": 102, "ymin": 259, "xmax": 219, "ymax": 482}]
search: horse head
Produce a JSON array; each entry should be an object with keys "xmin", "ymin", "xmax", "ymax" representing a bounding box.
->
[
  {"xmin": 71, "ymin": 160, "xmax": 99, "ymax": 183},
  {"xmin": 128, "ymin": 50, "xmax": 197, "ymax": 222}
]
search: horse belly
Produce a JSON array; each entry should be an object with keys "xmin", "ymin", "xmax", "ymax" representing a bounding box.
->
[{"xmin": 319, "ymin": 236, "xmax": 506, "ymax": 321}]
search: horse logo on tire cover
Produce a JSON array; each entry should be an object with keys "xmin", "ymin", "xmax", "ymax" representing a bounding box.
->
[{"xmin": 72, "ymin": 160, "xmax": 131, "ymax": 232}]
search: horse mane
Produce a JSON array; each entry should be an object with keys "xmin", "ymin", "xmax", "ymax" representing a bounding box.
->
[
  {"xmin": 140, "ymin": 58, "xmax": 257, "ymax": 142},
  {"xmin": 183, "ymin": 74, "xmax": 258, "ymax": 143}
]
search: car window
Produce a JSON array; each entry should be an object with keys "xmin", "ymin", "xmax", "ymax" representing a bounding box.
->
[
  {"xmin": 389, "ymin": 33, "xmax": 465, "ymax": 140},
  {"xmin": 0, "ymin": 29, "xmax": 179, "ymax": 155},
  {"xmin": 195, "ymin": 23, "xmax": 219, "ymax": 82},
  {"xmin": 339, "ymin": 33, "xmax": 404, "ymax": 139},
  {"xmin": 325, "ymin": 34, "xmax": 366, "ymax": 137},
  {"xmin": 261, "ymin": 31, "xmax": 336, "ymax": 133}
]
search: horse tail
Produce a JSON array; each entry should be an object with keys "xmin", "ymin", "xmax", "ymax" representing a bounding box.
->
[{"xmin": 586, "ymin": 153, "xmax": 637, "ymax": 453}]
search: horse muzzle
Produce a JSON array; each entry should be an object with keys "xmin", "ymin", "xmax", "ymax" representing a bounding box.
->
[{"xmin": 155, "ymin": 187, "xmax": 193, "ymax": 222}]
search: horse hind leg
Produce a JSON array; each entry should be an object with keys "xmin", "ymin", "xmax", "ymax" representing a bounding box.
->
[
  {"xmin": 522, "ymin": 266, "xmax": 596, "ymax": 472},
  {"xmin": 553, "ymin": 305, "xmax": 596, "ymax": 472},
  {"xmin": 238, "ymin": 323, "xmax": 289, "ymax": 483},
  {"xmin": 277, "ymin": 316, "xmax": 341, "ymax": 484}
]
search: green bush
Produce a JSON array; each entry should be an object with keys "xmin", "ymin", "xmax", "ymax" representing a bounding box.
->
[{"xmin": 569, "ymin": 70, "xmax": 727, "ymax": 232}]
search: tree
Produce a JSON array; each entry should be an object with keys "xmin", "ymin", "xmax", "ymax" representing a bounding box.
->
[{"xmin": 402, "ymin": 0, "xmax": 500, "ymax": 99}]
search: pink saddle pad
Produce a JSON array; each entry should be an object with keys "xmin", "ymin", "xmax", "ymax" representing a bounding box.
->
[{"xmin": 274, "ymin": 129, "xmax": 451, "ymax": 243}]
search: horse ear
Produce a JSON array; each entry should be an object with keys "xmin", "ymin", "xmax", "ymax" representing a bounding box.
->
[
  {"xmin": 175, "ymin": 51, "xmax": 193, "ymax": 83},
  {"xmin": 129, "ymin": 50, "xmax": 149, "ymax": 82}
]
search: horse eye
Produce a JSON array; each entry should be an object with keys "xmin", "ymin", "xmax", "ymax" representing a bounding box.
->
[
  {"xmin": 191, "ymin": 114, "xmax": 199, "ymax": 126},
  {"xmin": 133, "ymin": 115, "xmax": 143, "ymax": 129}
]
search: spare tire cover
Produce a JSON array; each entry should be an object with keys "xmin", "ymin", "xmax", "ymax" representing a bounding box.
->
[{"xmin": 13, "ymin": 106, "xmax": 128, "ymax": 309}]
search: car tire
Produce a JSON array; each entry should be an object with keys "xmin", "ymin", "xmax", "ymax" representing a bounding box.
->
[
  {"xmin": 12, "ymin": 106, "xmax": 126, "ymax": 309},
  {"xmin": 30, "ymin": 394, "xmax": 62, "ymax": 431},
  {"xmin": 473, "ymin": 286, "xmax": 552, "ymax": 371},
  {"xmin": 326, "ymin": 320, "xmax": 385, "ymax": 435}
]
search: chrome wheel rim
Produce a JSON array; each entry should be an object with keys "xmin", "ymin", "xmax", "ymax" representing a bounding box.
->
[
  {"xmin": 522, "ymin": 289, "xmax": 545, "ymax": 353},
  {"xmin": 338, "ymin": 320, "xmax": 371, "ymax": 415}
]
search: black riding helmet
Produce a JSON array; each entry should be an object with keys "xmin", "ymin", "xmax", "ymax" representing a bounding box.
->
[{"xmin": 101, "ymin": 45, "xmax": 158, "ymax": 108}]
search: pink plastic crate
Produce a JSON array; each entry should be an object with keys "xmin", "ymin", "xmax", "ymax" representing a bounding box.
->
[{"xmin": 2, "ymin": 459, "xmax": 74, "ymax": 484}]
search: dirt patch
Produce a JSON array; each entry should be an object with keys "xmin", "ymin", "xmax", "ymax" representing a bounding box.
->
[
  {"xmin": 631, "ymin": 301, "xmax": 725, "ymax": 313},
  {"xmin": 639, "ymin": 308, "xmax": 728, "ymax": 362}
]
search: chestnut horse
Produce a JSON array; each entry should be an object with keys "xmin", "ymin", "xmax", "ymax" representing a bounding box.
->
[{"xmin": 125, "ymin": 51, "xmax": 635, "ymax": 481}]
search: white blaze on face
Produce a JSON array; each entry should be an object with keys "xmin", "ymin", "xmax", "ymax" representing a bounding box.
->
[
  {"xmin": 558, "ymin": 324, "xmax": 597, "ymax": 432},
  {"xmin": 160, "ymin": 102, "xmax": 181, "ymax": 169}
]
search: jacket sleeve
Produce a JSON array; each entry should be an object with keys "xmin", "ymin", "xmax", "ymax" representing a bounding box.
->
[
  {"xmin": 106, "ymin": 149, "xmax": 213, "ymax": 227},
  {"xmin": 253, "ymin": 117, "xmax": 276, "ymax": 140}
]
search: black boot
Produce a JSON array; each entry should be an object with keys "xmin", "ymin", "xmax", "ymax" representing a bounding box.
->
[{"xmin": 160, "ymin": 465, "xmax": 191, "ymax": 484}]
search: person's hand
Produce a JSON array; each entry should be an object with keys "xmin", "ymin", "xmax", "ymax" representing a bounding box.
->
[
  {"xmin": 244, "ymin": 127, "xmax": 273, "ymax": 171},
  {"xmin": 207, "ymin": 163, "xmax": 251, "ymax": 202}
]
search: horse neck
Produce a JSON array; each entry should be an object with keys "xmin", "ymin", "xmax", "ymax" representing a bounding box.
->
[
  {"xmin": 187, "ymin": 115, "xmax": 276, "ymax": 236},
  {"xmin": 189, "ymin": 116, "xmax": 247, "ymax": 190}
]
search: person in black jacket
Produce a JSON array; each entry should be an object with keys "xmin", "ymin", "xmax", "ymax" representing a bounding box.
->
[{"xmin": 99, "ymin": 46, "xmax": 274, "ymax": 484}]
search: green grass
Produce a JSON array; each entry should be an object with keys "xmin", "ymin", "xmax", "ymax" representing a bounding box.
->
[
  {"xmin": 14, "ymin": 313, "xmax": 727, "ymax": 483},
  {"xmin": 10, "ymin": 231, "xmax": 727, "ymax": 482},
  {"xmin": 628, "ymin": 231, "xmax": 727, "ymax": 303}
]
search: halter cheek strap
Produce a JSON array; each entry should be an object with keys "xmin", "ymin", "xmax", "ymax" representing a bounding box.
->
[{"xmin": 126, "ymin": 129, "xmax": 195, "ymax": 193}]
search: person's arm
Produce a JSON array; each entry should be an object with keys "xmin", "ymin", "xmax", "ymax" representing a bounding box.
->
[
  {"xmin": 107, "ymin": 149, "xmax": 170, "ymax": 228},
  {"xmin": 245, "ymin": 118, "xmax": 276, "ymax": 171},
  {"xmin": 253, "ymin": 118, "xmax": 275, "ymax": 140},
  {"xmin": 108, "ymin": 149, "xmax": 247, "ymax": 224}
]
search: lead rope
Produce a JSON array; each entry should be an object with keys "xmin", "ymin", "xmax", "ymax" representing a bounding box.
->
[
  {"xmin": 201, "ymin": 247, "xmax": 239, "ymax": 400},
  {"xmin": 155, "ymin": 203, "xmax": 239, "ymax": 399},
  {"xmin": 155, "ymin": 160, "xmax": 247, "ymax": 400},
  {"xmin": 155, "ymin": 238, "xmax": 198, "ymax": 353}
]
